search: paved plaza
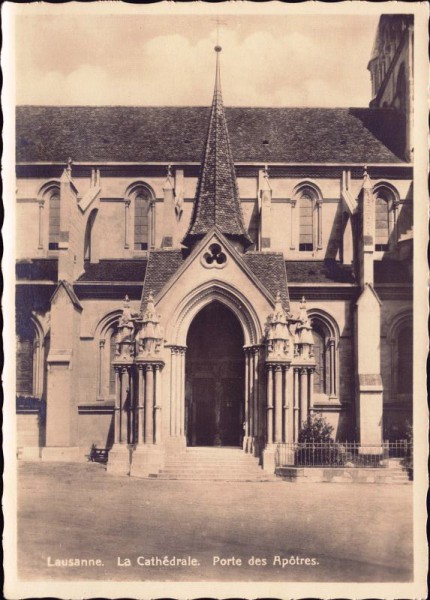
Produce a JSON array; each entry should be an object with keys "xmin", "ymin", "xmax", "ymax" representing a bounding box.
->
[{"xmin": 17, "ymin": 462, "xmax": 413, "ymax": 582}]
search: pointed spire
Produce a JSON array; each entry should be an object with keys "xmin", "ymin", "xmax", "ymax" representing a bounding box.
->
[
  {"xmin": 182, "ymin": 46, "xmax": 252, "ymax": 250},
  {"xmin": 362, "ymin": 165, "xmax": 373, "ymax": 190},
  {"xmin": 262, "ymin": 165, "xmax": 271, "ymax": 191},
  {"xmin": 163, "ymin": 164, "xmax": 174, "ymax": 191}
]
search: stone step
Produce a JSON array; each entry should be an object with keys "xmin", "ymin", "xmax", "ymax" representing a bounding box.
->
[
  {"xmin": 149, "ymin": 473, "xmax": 276, "ymax": 481},
  {"xmin": 149, "ymin": 447, "xmax": 270, "ymax": 481}
]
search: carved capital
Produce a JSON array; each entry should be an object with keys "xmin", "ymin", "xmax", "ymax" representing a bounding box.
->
[{"xmin": 99, "ymin": 339, "xmax": 106, "ymax": 349}]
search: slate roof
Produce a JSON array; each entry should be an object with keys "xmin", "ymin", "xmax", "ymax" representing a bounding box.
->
[
  {"xmin": 16, "ymin": 259, "xmax": 58, "ymax": 281},
  {"xmin": 286, "ymin": 260, "xmax": 356, "ymax": 284},
  {"xmin": 16, "ymin": 106, "xmax": 405, "ymax": 164},
  {"xmin": 77, "ymin": 259, "xmax": 147, "ymax": 282},
  {"xmin": 140, "ymin": 248, "xmax": 290, "ymax": 311},
  {"xmin": 141, "ymin": 250, "xmax": 186, "ymax": 307},
  {"xmin": 243, "ymin": 252, "xmax": 290, "ymax": 309},
  {"xmin": 183, "ymin": 52, "xmax": 252, "ymax": 249}
]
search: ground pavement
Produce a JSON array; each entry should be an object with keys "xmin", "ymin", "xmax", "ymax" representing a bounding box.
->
[{"xmin": 17, "ymin": 461, "xmax": 413, "ymax": 582}]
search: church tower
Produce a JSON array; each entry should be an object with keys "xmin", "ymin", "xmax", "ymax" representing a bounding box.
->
[{"xmin": 368, "ymin": 14, "xmax": 414, "ymax": 161}]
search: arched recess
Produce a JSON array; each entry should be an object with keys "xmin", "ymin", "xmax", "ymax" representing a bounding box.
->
[
  {"xmin": 186, "ymin": 302, "xmax": 245, "ymax": 446},
  {"xmin": 124, "ymin": 181, "xmax": 156, "ymax": 251},
  {"xmin": 37, "ymin": 180, "xmax": 61, "ymax": 252},
  {"xmin": 168, "ymin": 280, "xmax": 263, "ymax": 348},
  {"xmin": 94, "ymin": 310, "xmax": 123, "ymax": 400},
  {"xmin": 16, "ymin": 314, "xmax": 47, "ymax": 398},
  {"xmin": 307, "ymin": 308, "xmax": 340, "ymax": 400},
  {"xmin": 84, "ymin": 208, "xmax": 98, "ymax": 262},
  {"xmin": 387, "ymin": 310, "xmax": 413, "ymax": 401},
  {"xmin": 373, "ymin": 181, "xmax": 400, "ymax": 251},
  {"xmin": 292, "ymin": 181, "xmax": 323, "ymax": 252}
]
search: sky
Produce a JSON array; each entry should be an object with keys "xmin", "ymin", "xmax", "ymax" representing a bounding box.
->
[{"xmin": 14, "ymin": 10, "xmax": 380, "ymax": 108}]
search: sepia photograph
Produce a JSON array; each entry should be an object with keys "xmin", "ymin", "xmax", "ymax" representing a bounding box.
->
[{"xmin": 3, "ymin": 2, "xmax": 428, "ymax": 599}]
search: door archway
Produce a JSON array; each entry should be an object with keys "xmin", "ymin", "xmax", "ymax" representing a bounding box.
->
[{"xmin": 185, "ymin": 301, "xmax": 244, "ymax": 447}]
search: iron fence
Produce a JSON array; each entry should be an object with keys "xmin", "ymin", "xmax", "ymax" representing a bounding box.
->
[{"xmin": 275, "ymin": 440, "xmax": 412, "ymax": 469}]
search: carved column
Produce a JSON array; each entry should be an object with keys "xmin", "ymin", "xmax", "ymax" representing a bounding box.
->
[
  {"xmin": 252, "ymin": 346, "xmax": 260, "ymax": 439},
  {"xmin": 290, "ymin": 199, "xmax": 296, "ymax": 250},
  {"xmin": 144, "ymin": 364, "xmax": 154, "ymax": 443},
  {"xmin": 293, "ymin": 368, "xmax": 300, "ymax": 442},
  {"xmin": 170, "ymin": 347, "xmax": 177, "ymax": 436},
  {"xmin": 120, "ymin": 366, "xmax": 130, "ymax": 444},
  {"xmin": 308, "ymin": 368, "xmax": 315, "ymax": 414},
  {"xmin": 124, "ymin": 199, "xmax": 130, "ymax": 249},
  {"xmin": 274, "ymin": 365, "xmax": 283, "ymax": 443},
  {"xmin": 317, "ymin": 199, "xmax": 323, "ymax": 249},
  {"xmin": 113, "ymin": 366, "xmax": 121, "ymax": 444},
  {"xmin": 248, "ymin": 350, "xmax": 254, "ymax": 443},
  {"xmin": 98, "ymin": 339, "xmax": 105, "ymax": 398},
  {"xmin": 178, "ymin": 347, "xmax": 186, "ymax": 437},
  {"xmin": 38, "ymin": 200, "xmax": 44, "ymax": 249},
  {"xmin": 329, "ymin": 338, "xmax": 336, "ymax": 397},
  {"xmin": 154, "ymin": 364, "xmax": 162, "ymax": 444},
  {"xmin": 266, "ymin": 365, "xmax": 274, "ymax": 444},
  {"xmin": 299, "ymin": 368, "xmax": 307, "ymax": 428},
  {"xmin": 282, "ymin": 365, "xmax": 289, "ymax": 442},
  {"xmin": 137, "ymin": 364, "xmax": 145, "ymax": 444},
  {"xmin": 244, "ymin": 348, "xmax": 250, "ymax": 443},
  {"xmin": 391, "ymin": 199, "xmax": 399, "ymax": 250}
]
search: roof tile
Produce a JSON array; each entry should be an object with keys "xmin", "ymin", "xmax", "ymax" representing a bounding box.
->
[{"xmin": 16, "ymin": 106, "xmax": 405, "ymax": 164}]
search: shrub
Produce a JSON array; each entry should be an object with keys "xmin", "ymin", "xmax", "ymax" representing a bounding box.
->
[
  {"xmin": 401, "ymin": 421, "xmax": 413, "ymax": 479},
  {"xmin": 298, "ymin": 413, "xmax": 335, "ymax": 443},
  {"xmin": 296, "ymin": 413, "xmax": 346, "ymax": 466}
]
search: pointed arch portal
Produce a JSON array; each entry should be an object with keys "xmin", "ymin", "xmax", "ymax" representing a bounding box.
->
[{"xmin": 185, "ymin": 301, "xmax": 245, "ymax": 447}]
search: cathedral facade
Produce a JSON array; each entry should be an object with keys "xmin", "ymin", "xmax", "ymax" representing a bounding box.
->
[{"xmin": 15, "ymin": 15, "xmax": 413, "ymax": 475}]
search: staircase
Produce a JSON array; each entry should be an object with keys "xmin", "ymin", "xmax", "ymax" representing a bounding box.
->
[{"xmin": 148, "ymin": 447, "xmax": 277, "ymax": 481}]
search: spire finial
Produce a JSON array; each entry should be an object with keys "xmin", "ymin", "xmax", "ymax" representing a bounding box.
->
[{"xmin": 362, "ymin": 165, "xmax": 373, "ymax": 190}]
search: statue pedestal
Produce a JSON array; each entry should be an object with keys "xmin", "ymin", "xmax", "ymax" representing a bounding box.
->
[
  {"xmin": 106, "ymin": 444, "xmax": 130, "ymax": 476},
  {"xmin": 130, "ymin": 445, "xmax": 164, "ymax": 478}
]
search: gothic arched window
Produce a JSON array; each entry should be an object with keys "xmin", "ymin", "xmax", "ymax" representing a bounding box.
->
[
  {"xmin": 309, "ymin": 312, "xmax": 338, "ymax": 400},
  {"xmin": 48, "ymin": 188, "xmax": 60, "ymax": 250},
  {"xmin": 16, "ymin": 325, "xmax": 35, "ymax": 395},
  {"xmin": 96, "ymin": 315, "xmax": 121, "ymax": 401},
  {"xmin": 134, "ymin": 187, "xmax": 153, "ymax": 251},
  {"xmin": 294, "ymin": 184, "xmax": 323, "ymax": 253},
  {"xmin": 299, "ymin": 192, "xmax": 314, "ymax": 251},
  {"xmin": 374, "ymin": 184, "xmax": 399, "ymax": 251},
  {"xmin": 16, "ymin": 317, "xmax": 46, "ymax": 398},
  {"xmin": 375, "ymin": 193, "xmax": 390, "ymax": 250}
]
